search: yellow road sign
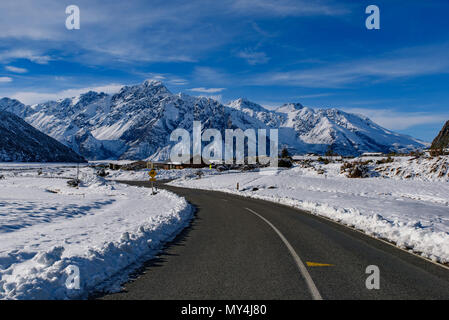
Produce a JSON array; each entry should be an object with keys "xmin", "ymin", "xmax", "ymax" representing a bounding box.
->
[
  {"xmin": 148, "ymin": 169, "xmax": 157, "ymax": 178},
  {"xmin": 150, "ymin": 177, "xmax": 156, "ymax": 182}
]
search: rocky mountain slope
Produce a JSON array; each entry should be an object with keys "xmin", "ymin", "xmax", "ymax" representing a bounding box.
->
[
  {"xmin": 431, "ymin": 120, "xmax": 449, "ymax": 149},
  {"xmin": 1, "ymin": 80, "xmax": 426, "ymax": 160},
  {"xmin": 0, "ymin": 110, "xmax": 86, "ymax": 162},
  {"xmin": 228, "ymin": 98, "xmax": 426, "ymax": 156}
]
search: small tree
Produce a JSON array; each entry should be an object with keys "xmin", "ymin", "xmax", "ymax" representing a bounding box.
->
[
  {"xmin": 281, "ymin": 147, "xmax": 290, "ymax": 159},
  {"xmin": 325, "ymin": 145, "xmax": 335, "ymax": 157},
  {"xmin": 430, "ymin": 148, "xmax": 443, "ymax": 157}
]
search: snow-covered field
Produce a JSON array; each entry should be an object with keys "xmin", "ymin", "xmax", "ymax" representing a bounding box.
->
[
  {"xmin": 107, "ymin": 167, "xmax": 218, "ymax": 181},
  {"xmin": 0, "ymin": 166, "xmax": 193, "ymax": 299},
  {"xmin": 169, "ymin": 165, "xmax": 449, "ymax": 265}
]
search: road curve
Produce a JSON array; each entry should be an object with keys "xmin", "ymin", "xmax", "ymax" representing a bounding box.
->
[{"xmin": 101, "ymin": 181, "xmax": 449, "ymax": 300}]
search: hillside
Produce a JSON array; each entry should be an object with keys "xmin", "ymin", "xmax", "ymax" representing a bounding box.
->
[
  {"xmin": 0, "ymin": 110, "xmax": 86, "ymax": 162},
  {"xmin": 431, "ymin": 120, "xmax": 449, "ymax": 149}
]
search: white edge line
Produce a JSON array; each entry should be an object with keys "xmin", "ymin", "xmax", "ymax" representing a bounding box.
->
[
  {"xmin": 245, "ymin": 207, "xmax": 323, "ymax": 300},
  {"xmin": 315, "ymin": 213, "xmax": 449, "ymax": 272},
  {"xmin": 171, "ymin": 184, "xmax": 449, "ymax": 272}
]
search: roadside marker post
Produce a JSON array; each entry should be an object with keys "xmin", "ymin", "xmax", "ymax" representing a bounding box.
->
[{"xmin": 148, "ymin": 169, "xmax": 157, "ymax": 195}]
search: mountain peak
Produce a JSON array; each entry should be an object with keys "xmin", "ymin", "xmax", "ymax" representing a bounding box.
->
[
  {"xmin": 143, "ymin": 79, "xmax": 164, "ymax": 88},
  {"xmin": 0, "ymin": 97, "xmax": 23, "ymax": 108},
  {"xmin": 0, "ymin": 97, "xmax": 29, "ymax": 117},
  {"xmin": 228, "ymin": 98, "xmax": 267, "ymax": 112},
  {"xmin": 75, "ymin": 91, "xmax": 108, "ymax": 106},
  {"xmin": 113, "ymin": 79, "xmax": 171, "ymax": 102},
  {"xmin": 140, "ymin": 79, "xmax": 171, "ymax": 95},
  {"xmin": 275, "ymin": 103, "xmax": 304, "ymax": 113}
]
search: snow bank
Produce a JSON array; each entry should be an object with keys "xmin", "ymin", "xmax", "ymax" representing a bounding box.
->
[
  {"xmin": 293, "ymin": 155, "xmax": 449, "ymax": 182},
  {"xmin": 0, "ymin": 176, "xmax": 193, "ymax": 299},
  {"xmin": 373, "ymin": 156, "xmax": 449, "ymax": 182},
  {"xmin": 169, "ymin": 167, "xmax": 449, "ymax": 264}
]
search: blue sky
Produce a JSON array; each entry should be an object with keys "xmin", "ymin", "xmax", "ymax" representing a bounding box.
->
[{"xmin": 0, "ymin": 0, "xmax": 448, "ymax": 141}]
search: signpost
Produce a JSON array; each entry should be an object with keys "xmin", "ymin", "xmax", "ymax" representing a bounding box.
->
[{"xmin": 148, "ymin": 169, "xmax": 157, "ymax": 195}]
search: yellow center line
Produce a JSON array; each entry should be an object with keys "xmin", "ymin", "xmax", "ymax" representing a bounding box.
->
[{"xmin": 306, "ymin": 262, "xmax": 334, "ymax": 267}]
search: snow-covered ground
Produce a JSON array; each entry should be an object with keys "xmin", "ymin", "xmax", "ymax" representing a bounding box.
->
[
  {"xmin": 295, "ymin": 155, "xmax": 449, "ymax": 182},
  {"xmin": 0, "ymin": 162, "xmax": 217, "ymax": 182},
  {"xmin": 2, "ymin": 155, "xmax": 447, "ymax": 299},
  {"xmin": 107, "ymin": 167, "xmax": 218, "ymax": 181},
  {"xmin": 0, "ymin": 166, "xmax": 192, "ymax": 299},
  {"xmin": 169, "ymin": 165, "xmax": 449, "ymax": 264}
]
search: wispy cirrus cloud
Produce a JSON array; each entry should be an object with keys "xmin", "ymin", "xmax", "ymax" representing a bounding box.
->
[
  {"xmin": 0, "ymin": 77, "xmax": 13, "ymax": 83},
  {"xmin": 0, "ymin": 1, "xmax": 231, "ymax": 65},
  {"xmin": 0, "ymin": 0, "xmax": 350, "ymax": 67},
  {"xmin": 248, "ymin": 43, "xmax": 449, "ymax": 88},
  {"xmin": 5, "ymin": 66, "xmax": 28, "ymax": 73},
  {"xmin": 237, "ymin": 50, "xmax": 270, "ymax": 65},
  {"xmin": 188, "ymin": 87, "xmax": 226, "ymax": 93},
  {"xmin": 0, "ymin": 49, "xmax": 52, "ymax": 64},
  {"xmin": 343, "ymin": 107, "xmax": 449, "ymax": 131},
  {"xmin": 10, "ymin": 83, "xmax": 124, "ymax": 105},
  {"xmin": 230, "ymin": 0, "xmax": 349, "ymax": 17},
  {"xmin": 193, "ymin": 67, "xmax": 230, "ymax": 85}
]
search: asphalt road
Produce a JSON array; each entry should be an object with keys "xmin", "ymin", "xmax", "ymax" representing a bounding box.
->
[{"xmin": 102, "ymin": 181, "xmax": 449, "ymax": 300}]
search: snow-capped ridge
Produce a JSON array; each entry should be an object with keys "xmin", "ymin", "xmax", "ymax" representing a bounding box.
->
[
  {"xmin": 4, "ymin": 80, "xmax": 427, "ymax": 159},
  {"xmin": 228, "ymin": 98, "xmax": 268, "ymax": 112},
  {"xmin": 275, "ymin": 103, "xmax": 304, "ymax": 113}
]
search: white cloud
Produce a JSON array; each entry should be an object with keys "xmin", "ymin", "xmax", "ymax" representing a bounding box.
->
[
  {"xmin": 0, "ymin": 1, "xmax": 229, "ymax": 64},
  {"xmin": 0, "ymin": 0, "xmax": 349, "ymax": 67},
  {"xmin": 230, "ymin": 0, "xmax": 349, "ymax": 17},
  {"xmin": 10, "ymin": 83, "xmax": 124, "ymax": 105},
  {"xmin": 167, "ymin": 78, "xmax": 189, "ymax": 86},
  {"xmin": 249, "ymin": 44, "xmax": 449, "ymax": 87},
  {"xmin": 237, "ymin": 50, "xmax": 270, "ymax": 65},
  {"xmin": 188, "ymin": 87, "xmax": 226, "ymax": 93},
  {"xmin": 0, "ymin": 49, "xmax": 52, "ymax": 64},
  {"xmin": 0, "ymin": 77, "xmax": 12, "ymax": 83},
  {"xmin": 297, "ymin": 93, "xmax": 332, "ymax": 99},
  {"xmin": 343, "ymin": 107, "xmax": 449, "ymax": 131},
  {"xmin": 5, "ymin": 65, "xmax": 28, "ymax": 73},
  {"xmin": 193, "ymin": 67, "xmax": 229, "ymax": 84}
]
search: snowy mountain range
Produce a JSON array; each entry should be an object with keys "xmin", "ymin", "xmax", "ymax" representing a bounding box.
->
[
  {"xmin": 0, "ymin": 110, "xmax": 86, "ymax": 162},
  {"xmin": 0, "ymin": 80, "xmax": 426, "ymax": 160}
]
